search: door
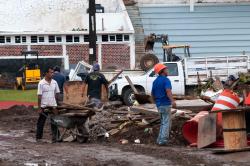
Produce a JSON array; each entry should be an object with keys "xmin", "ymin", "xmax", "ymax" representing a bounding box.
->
[{"xmin": 146, "ymin": 62, "xmax": 185, "ymax": 95}]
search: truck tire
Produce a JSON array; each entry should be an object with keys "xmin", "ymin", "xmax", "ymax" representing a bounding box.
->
[
  {"xmin": 123, "ymin": 88, "xmax": 145, "ymax": 106},
  {"xmin": 123, "ymin": 88, "xmax": 136, "ymax": 106},
  {"xmin": 140, "ymin": 53, "xmax": 159, "ymax": 71}
]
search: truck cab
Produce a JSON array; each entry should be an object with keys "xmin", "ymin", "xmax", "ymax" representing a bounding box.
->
[{"xmin": 109, "ymin": 61, "xmax": 185, "ymax": 105}]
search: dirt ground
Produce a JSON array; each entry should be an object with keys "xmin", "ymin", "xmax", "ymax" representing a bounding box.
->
[{"xmin": 1, "ymin": 106, "xmax": 250, "ymax": 166}]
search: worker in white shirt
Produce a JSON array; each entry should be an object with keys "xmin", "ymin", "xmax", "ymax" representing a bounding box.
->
[{"xmin": 36, "ymin": 67, "xmax": 60, "ymax": 143}]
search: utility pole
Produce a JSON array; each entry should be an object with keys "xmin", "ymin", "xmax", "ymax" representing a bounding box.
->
[{"xmin": 88, "ymin": 0, "xmax": 96, "ymax": 64}]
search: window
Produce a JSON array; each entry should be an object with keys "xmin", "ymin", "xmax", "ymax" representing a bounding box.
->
[
  {"xmin": 84, "ymin": 35, "xmax": 89, "ymax": 42},
  {"xmin": 149, "ymin": 63, "xmax": 179, "ymax": 77},
  {"xmin": 31, "ymin": 36, "xmax": 38, "ymax": 43},
  {"xmin": 0, "ymin": 36, "xmax": 5, "ymax": 43},
  {"xmin": 6, "ymin": 37, "xmax": 11, "ymax": 43},
  {"xmin": 102, "ymin": 35, "xmax": 108, "ymax": 42},
  {"xmin": 49, "ymin": 35, "xmax": 55, "ymax": 43},
  {"xmin": 15, "ymin": 36, "xmax": 21, "ymax": 43},
  {"xmin": 22, "ymin": 36, "xmax": 26, "ymax": 43},
  {"xmin": 116, "ymin": 34, "xmax": 123, "ymax": 42},
  {"xmin": 124, "ymin": 35, "xmax": 130, "ymax": 41},
  {"xmin": 66, "ymin": 35, "xmax": 73, "ymax": 42},
  {"xmin": 38, "ymin": 36, "xmax": 44, "ymax": 42},
  {"xmin": 73, "ymin": 36, "xmax": 80, "ymax": 42},
  {"xmin": 56, "ymin": 36, "xmax": 62, "ymax": 42},
  {"xmin": 109, "ymin": 35, "xmax": 115, "ymax": 42}
]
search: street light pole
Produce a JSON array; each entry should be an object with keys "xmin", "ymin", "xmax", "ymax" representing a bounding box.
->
[{"xmin": 88, "ymin": 0, "xmax": 96, "ymax": 65}]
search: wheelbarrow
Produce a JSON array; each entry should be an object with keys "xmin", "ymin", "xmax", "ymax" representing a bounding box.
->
[
  {"xmin": 52, "ymin": 113, "xmax": 91, "ymax": 143},
  {"xmin": 46, "ymin": 107, "xmax": 95, "ymax": 143}
]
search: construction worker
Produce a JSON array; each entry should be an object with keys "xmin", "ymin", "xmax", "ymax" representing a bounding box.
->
[
  {"xmin": 36, "ymin": 67, "xmax": 60, "ymax": 143},
  {"xmin": 243, "ymin": 90, "xmax": 250, "ymax": 134},
  {"xmin": 52, "ymin": 66, "xmax": 66, "ymax": 103},
  {"xmin": 83, "ymin": 63, "xmax": 108, "ymax": 109},
  {"xmin": 151, "ymin": 63, "xmax": 176, "ymax": 146}
]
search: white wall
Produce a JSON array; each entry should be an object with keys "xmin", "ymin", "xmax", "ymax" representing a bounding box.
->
[{"xmin": 135, "ymin": 0, "xmax": 250, "ymax": 4}]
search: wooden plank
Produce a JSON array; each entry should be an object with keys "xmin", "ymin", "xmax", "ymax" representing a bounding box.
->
[
  {"xmin": 198, "ymin": 114, "xmax": 217, "ymax": 148},
  {"xmin": 222, "ymin": 111, "xmax": 247, "ymax": 150},
  {"xmin": 131, "ymin": 106, "xmax": 158, "ymax": 115},
  {"xmin": 61, "ymin": 113, "xmax": 88, "ymax": 117},
  {"xmin": 162, "ymin": 45, "xmax": 190, "ymax": 49},
  {"xmin": 210, "ymin": 107, "xmax": 250, "ymax": 113},
  {"xmin": 125, "ymin": 76, "xmax": 139, "ymax": 94},
  {"xmin": 63, "ymin": 81, "xmax": 87, "ymax": 105},
  {"xmin": 57, "ymin": 104, "xmax": 100, "ymax": 112},
  {"xmin": 108, "ymin": 70, "xmax": 123, "ymax": 85},
  {"xmin": 176, "ymin": 105, "xmax": 213, "ymax": 112}
]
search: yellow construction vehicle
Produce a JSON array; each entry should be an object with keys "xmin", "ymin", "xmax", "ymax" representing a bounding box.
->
[{"xmin": 15, "ymin": 51, "xmax": 41, "ymax": 90}]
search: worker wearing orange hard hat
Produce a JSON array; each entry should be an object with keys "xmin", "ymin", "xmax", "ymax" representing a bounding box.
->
[{"xmin": 151, "ymin": 63, "xmax": 176, "ymax": 146}]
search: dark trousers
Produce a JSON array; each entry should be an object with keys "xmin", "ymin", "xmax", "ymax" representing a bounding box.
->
[
  {"xmin": 246, "ymin": 112, "xmax": 250, "ymax": 134},
  {"xmin": 36, "ymin": 111, "xmax": 60, "ymax": 141}
]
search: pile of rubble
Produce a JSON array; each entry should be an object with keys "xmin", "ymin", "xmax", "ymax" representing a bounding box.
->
[{"xmin": 88, "ymin": 101, "xmax": 193, "ymax": 145}]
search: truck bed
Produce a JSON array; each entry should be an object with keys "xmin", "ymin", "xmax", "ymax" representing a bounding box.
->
[{"xmin": 184, "ymin": 55, "xmax": 250, "ymax": 85}]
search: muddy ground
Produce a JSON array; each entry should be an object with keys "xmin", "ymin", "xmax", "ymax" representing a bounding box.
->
[{"xmin": 1, "ymin": 106, "xmax": 250, "ymax": 166}]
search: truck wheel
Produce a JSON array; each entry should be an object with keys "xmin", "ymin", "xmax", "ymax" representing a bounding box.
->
[
  {"xmin": 140, "ymin": 53, "xmax": 159, "ymax": 71},
  {"xmin": 123, "ymin": 88, "xmax": 136, "ymax": 106}
]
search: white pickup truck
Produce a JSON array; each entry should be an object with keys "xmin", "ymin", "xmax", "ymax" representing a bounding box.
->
[{"xmin": 109, "ymin": 55, "xmax": 250, "ymax": 105}]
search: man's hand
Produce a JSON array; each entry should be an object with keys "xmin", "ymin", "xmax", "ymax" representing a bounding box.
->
[{"xmin": 172, "ymin": 101, "xmax": 177, "ymax": 108}]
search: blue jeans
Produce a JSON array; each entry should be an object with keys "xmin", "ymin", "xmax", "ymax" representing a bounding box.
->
[{"xmin": 157, "ymin": 105, "xmax": 171, "ymax": 145}]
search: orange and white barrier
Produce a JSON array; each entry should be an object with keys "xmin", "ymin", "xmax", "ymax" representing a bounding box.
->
[
  {"xmin": 182, "ymin": 89, "xmax": 240, "ymax": 145},
  {"xmin": 212, "ymin": 89, "xmax": 240, "ymax": 128}
]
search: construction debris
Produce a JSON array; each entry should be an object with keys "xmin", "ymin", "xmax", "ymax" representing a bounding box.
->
[{"xmin": 86, "ymin": 101, "xmax": 193, "ymax": 145}]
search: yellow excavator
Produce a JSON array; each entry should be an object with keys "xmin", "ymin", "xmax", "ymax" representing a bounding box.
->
[{"xmin": 15, "ymin": 51, "xmax": 41, "ymax": 90}]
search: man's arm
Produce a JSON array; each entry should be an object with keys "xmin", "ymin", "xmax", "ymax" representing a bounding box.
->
[
  {"xmin": 38, "ymin": 95, "xmax": 42, "ymax": 113},
  {"xmin": 101, "ymin": 74, "xmax": 109, "ymax": 92},
  {"xmin": 55, "ymin": 82, "xmax": 60, "ymax": 105},
  {"xmin": 37, "ymin": 83, "xmax": 43, "ymax": 113},
  {"xmin": 166, "ymin": 89, "xmax": 176, "ymax": 108},
  {"xmin": 165, "ymin": 79, "xmax": 176, "ymax": 108}
]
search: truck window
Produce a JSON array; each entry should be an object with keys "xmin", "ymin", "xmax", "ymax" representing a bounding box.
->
[{"xmin": 149, "ymin": 63, "xmax": 178, "ymax": 77}]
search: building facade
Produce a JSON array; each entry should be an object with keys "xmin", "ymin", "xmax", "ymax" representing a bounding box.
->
[{"xmin": 0, "ymin": 0, "xmax": 135, "ymax": 72}]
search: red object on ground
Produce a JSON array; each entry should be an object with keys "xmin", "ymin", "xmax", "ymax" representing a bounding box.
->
[
  {"xmin": 182, "ymin": 111, "xmax": 209, "ymax": 144},
  {"xmin": 0, "ymin": 101, "xmax": 37, "ymax": 110},
  {"xmin": 182, "ymin": 90, "xmax": 248, "ymax": 148}
]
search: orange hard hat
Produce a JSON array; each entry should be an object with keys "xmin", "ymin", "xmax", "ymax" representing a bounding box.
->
[{"xmin": 154, "ymin": 63, "xmax": 167, "ymax": 74}]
